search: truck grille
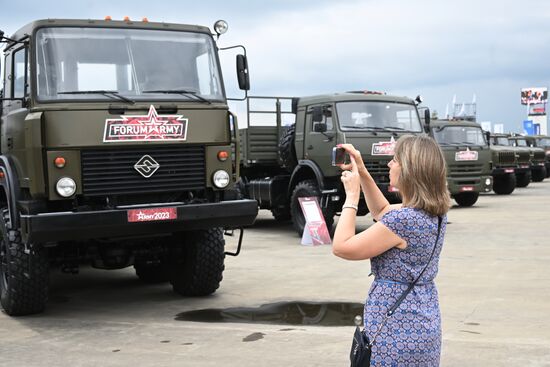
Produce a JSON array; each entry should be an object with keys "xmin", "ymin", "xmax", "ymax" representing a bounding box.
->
[
  {"xmin": 497, "ymin": 151, "xmax": 515, "ymax": 165},
  {"xmin": 365, "ymin": 161, "xmax": 390, "ymax": 175},
  {"xmin": 516, "ymin": 152, "xmax": 530, "ymax": 164},
  {"xmin": 81, "ymin": 146, "xmax": 205, "ymax": 196},
  {"xmin": 533, "ymin": 151, "xmax": 545, "ymax": 161},
  {"xmin": 448, "ymin": 163, "xmax": 483, "ymax": 176}
]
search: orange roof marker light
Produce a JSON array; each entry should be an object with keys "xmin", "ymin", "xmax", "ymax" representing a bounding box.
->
[
  {"xmin": 142, "ymin": 17, "xmax": 149, "ymax": 23},
  {"xmin": 123, "ymin": 16, "xmax": 131, "ymax": 22},
  {"xmin": 104, "ymin": 16, "xmax": 112, "ymax": 21},
  {"xmin": 0, "ymin": 172, "xmax": 4, "ymax": 179}
]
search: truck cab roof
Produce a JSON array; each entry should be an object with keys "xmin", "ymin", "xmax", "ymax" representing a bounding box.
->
[{"xmin": 296, "ymin": 92, "xmax": 415, "ymax": 108}]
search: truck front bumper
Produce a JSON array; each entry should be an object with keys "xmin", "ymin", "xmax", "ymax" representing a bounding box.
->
[
  {"xmin": 447, "ymin": 175, "xmax": 493, "ymax": 194},
  {"xmin": 20, "ymin": 199, "xmax": 259, "ymax": 243}
]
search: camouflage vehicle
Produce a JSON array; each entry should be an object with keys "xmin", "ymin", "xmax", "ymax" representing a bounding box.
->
[
  {"xmin": 429, "ymin": 119, "xmax": 492, "ymax": 206},
  {"xmin": 238, "ymin": 92, "xmax": 427, "ymax": 235},
  {"xmin": 525, "ymin": 135, "xmax": 550, "ymax": 178},
  {"xmin": 0, "ymin": 18, "xmax": 258, "ymax": 316},
  {"xmin": 509, "ymin": 134, "xmax": 546, "ymax": 182},
  {"xmin": 487, "ymin": 133, "xmax": 517, "ymax": 195}
]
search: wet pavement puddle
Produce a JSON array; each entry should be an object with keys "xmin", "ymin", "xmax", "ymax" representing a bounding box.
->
[{"xmin": 175, "ymin": 301, "xmax": 364, "ymax": 326}]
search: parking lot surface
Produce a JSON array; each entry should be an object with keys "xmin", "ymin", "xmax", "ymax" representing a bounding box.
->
[{"xmin": 1, "ymin": 182, "xmax": 549, "ymax": 366}]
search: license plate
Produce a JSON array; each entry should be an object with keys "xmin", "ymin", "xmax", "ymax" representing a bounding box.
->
[
  {"xmin": 388, "ymin": 185, "xmax": 399, "ymax": 192},
  {"xmin": 127, "ymin": 207, "xmax": 177, "ymax": 222},
  {"xmin": 504, "ymin": 168, "xmax": 514, "ymax": 173},
  {"xmin": 460, "ymin": 186, "xmax": 474, "ymax": 192}
]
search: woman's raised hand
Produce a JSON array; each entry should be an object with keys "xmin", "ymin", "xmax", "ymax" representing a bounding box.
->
[
  {"xmin": 338, "ymin": 144, "xmax": 368, "ymax": 177},
  {"xmin": 340, "ymin": 155, "xmax": 361, "ymax": 203}
]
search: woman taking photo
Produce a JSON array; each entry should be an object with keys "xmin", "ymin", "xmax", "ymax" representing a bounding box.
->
[{"xmin": 333, "ymin": 135, "xmax": 450, "ymax": 366}]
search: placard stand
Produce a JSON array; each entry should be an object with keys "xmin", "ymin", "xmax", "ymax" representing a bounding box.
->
[{"xmin": 298, "ymin": 197, "xmax": 332, "ymax": 246}]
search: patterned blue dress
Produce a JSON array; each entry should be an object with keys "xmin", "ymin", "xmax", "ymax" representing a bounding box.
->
[{"xmin": 364, "ymin": 207, "xmax": 447, "ymax": 366}]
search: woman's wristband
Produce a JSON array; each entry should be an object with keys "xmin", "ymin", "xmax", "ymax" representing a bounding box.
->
[{"xmin": 342, "ymin": 203, "xmax": 358, "ymax": 211}]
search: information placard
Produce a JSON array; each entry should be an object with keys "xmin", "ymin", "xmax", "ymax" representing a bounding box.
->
[{"xmin": 298, "ymin": 197, "xmax": 332, "ymax": 246}]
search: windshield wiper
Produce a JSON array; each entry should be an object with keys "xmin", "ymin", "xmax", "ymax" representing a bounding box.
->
[
  {"xmin": 142, "ymin": 89, "xmax": 211, "ymax": 104},
  {"xmin": 342, "ymin": 126, "xmax": 388, "ymax": 131},
  {"xmin": 58, "ymin": 90, "xmax": 135, "ymax": 104}
]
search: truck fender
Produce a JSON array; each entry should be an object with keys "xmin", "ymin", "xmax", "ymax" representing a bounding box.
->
[
  {"xmin": 287, "ymin": 160, "xmax": 326, "ymax": 197},
  {"xmin": 0, "ymin": 155, "xmax": 21, "ymax": 229}
]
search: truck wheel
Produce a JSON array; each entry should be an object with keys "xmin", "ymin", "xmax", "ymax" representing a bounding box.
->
[
  {"xmin": 492, "ymin": 174, "xmax": 516, "ymax": 195},
  {"xmin": 0, "ymin": 209, "xmax": 49, "ymax": 316},
  {"xmin": 278, "ymin": 124, "xmax": 298, "ymax": 172},
  {"xmin": 169, "ymin": 228, "xmax": 225, "ymax": 296},
  {"xmin": 271, "ymin": 205, "xmax": 291, "ymax": 221},
  {"xmin": 531, "ymin": 167, "xmax": 546, "ymax": 182},
  {"xmin": 454, "ymin": 192, "xmax": 479, "ymax": 207},
  {"xmin": 515, "ymin": 172, "xmax": 530, "ymax": 188},
  {"xmin": 290, "ymin": 180, "xmax": 335, "ymax": 235},
  {"xmin": 134, "ymin": 262, "xmax": 170, "ymax": 283}
]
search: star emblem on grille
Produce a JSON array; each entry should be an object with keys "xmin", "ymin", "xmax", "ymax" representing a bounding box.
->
[{"xmin": 134, "ymin": 155, "xmax": 160, "ymax": 178}]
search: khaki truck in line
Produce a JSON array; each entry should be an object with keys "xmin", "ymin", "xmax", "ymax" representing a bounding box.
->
[
  {"xmin": 487, "ymin": 133, "xmax": 517, "ymax": 195},
  {"xmin": 525, "ymin": 135, "xmax": 550, "ymax": 178},
  {"xmin": 429, "ymin": 119, "xmax": 492, "ymax": 206},
  {"xmin": 490, "ymin": 134, "xmax": 532, "ymax": 188},
  {"xmin": 0, "ymin": 18, "xmax": 258, "ymax": 316},
  {"xmin": 509, "ymin": 134, "xmax": 546, "ymax": 182},
  {"xmin": 238, "ymin": 92, "xmax": 428, "ymax": 235}
]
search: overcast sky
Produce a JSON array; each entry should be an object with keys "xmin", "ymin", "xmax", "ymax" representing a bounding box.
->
[{"xmin": 1, "ymin": 0, "xmax": 549, "ymax": 132}]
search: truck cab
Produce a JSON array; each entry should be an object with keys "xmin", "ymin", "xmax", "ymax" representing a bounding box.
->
[
  {"xmin": 509, "ymin": 135, "xmax": 546, "ymax": 182},
  {"xmin": 429, "ymin": 119, "xmax": 492, "ymax": 206},
  {"xmin": 487, "ymin": 133, "xmax": 518, "ymax": 194},
  {"xmin": 0, "ymin": 18, "xmax": 257, "ymax": 316}
]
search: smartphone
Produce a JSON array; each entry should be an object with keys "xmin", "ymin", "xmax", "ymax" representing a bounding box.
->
[{"xmin": 331, "ymin": 147, "xmax": 347, "ymax": 166}]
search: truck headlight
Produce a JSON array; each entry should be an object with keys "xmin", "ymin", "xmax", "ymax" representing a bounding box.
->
[
  {"xmin": 56, "ymin": 177, "xmax": 77, "ymax": 197},
  {"xmin": 485, "ymin": 178, "xmax": 492, "ymax": 186},
  {"xmin": 212, "ymin": 170, "xmax": 230, "ymax": 188}
]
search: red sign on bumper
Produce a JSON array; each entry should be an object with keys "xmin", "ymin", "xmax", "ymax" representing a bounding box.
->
[
  {"xmin": 460, "ymin": 186, "xmax": 474, "ymax": 192},
  {"xmin": 127, "ymin": 207, "xmax": 177, "ymax": 222}
]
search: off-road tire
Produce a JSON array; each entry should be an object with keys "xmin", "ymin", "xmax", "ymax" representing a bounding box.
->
[
  {"xmin": 492, "ymin": 174, "xmax": 516, "ymax": 195},
  {"xmin": 515, "ymin": 172, "xmax": 530, "ymax": 188},
  {"xmin": 531, "ymin": 167, "xmax": 546, "ymax": 182},
  {"xmin": 290, "ymin": 180, "xmax": 335, "ymax": 235},
  {"xmin": 454, "ymin": 192, "xmax": 479, "ymax": 207},
  {"xmin": 271, "ymin": 205, "xmax": 291, "ymax": 221},
  {"xmin": 134, "ymin": 262, "xmax": 170, "ymax": 283},
  {"xmin": 170, "ymin": 228, "xmax": 225, "ymax": 296},
  {"xmin": 278, "ymin": 124, "xmax": 298, "ymax": 172},
  {"xmin": 0, "ymin": 209, "xmax": 49, "ymax": 316}
]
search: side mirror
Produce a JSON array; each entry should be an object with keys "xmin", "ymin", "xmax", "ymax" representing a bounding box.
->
[
  {"xmin": 313, "ymin": 122, "xmax": 327, "ymax": 133},
  {"xmin": 485, "ymin": 131, "xmax": 491, "ymax": 147},
  {"xmin": 236, "ymin": 54, "xmax": 250, "ymax": 91},
  {"xmin": 312, "ymin": 106, "xmax": 323, "ymax": 123},
  {"xmin": 424, "ymin": 108, "xmax": 431, "ymax": 126},
  {"xmin": 291, "ymin": 97, "xmax": 299, "ymax": 114}
]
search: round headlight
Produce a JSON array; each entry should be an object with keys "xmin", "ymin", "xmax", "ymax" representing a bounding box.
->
[
  {"xmin": 485, "ymin": 178, "xmax": 492, "ymax": 186},
  {"xmin": 212, "ymin": 170, "xmax": 230, "ymax": 188},
  {"xmin": 214, "ymin": 20, "xmax": 228, "ymax": 36},
  {"xmin": 56, "ymin": 177, "xmax": 77, "ymax": 197}
]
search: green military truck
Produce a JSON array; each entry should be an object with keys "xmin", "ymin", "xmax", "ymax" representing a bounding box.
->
[
  {"xmin": 490, "ymin": 134, "xmax": 532, "ymax": 187},
  {"xmin": 525, "ymin": 135, "xmax": 550, "ymax": 178},
  {"xmin": 487, "ymin": 133, "xmax": 518, "ymax": 195},
  {"xmin": 509, "ymin": 134, "xmax": 546, "ymax": 182},
  {"xmin": 238, "ymin": 92, "xmax": 427, "ymax": 235},
  {"xmin": 428, "ymin": 119, "xmax": 492, "ymax": 206},
  {"xmin": 0, "ymin": 18, "xmax": 258, "ymax": 316}
]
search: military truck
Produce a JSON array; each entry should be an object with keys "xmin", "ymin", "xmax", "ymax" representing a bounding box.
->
[
  {"xmin": 525, "ymin": 135, "xmax": 550, "ymax": 178},
  {"xmin": 509, "ymin": 134, "xmax": 546, "ymax": 182},
  {"xmin": 428, "ymin": 119, "xmax": 492, "ymax": 206},
  {"xmin": 490, "ymin": 134, "xmax": 531, "ymax": 187},
  {"xmin": 238, "ymin": 92, "xmax": 427, "ymax": 235},
  {"xmin": 0, "ymin": 18, "xmax": 258, "ymax": 316},
  {"xmin": 487, "ymin": 133, "xmax": 517, "ymax": 195}
]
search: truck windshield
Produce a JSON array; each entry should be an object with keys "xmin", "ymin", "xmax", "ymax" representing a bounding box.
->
[
  {"xmin": 493, "ymin": 137, "xmax": 510, "ymax": 146},
  {"xmin": 433, "ymin": 126, "xmax": 486, "ymax": 146},
  {"xmin": 514, "ymin": 139, "xmax": 528, "ymax": 147},
  {"xmin": 35, "ymin": 27, "xmax": 224, "ymax": 102},
  {"xmin": 537, "ymin": 138, "xmax": 550, "ymax": 146},
  {"xmin": 336, "ymin": 101, "xmax": 422, "ymax": 132}
]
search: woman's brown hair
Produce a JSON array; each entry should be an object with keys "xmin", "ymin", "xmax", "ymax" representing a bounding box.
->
[{"xmin": 394, "ymin": 135, "xmax": 451, "ymax": 216}]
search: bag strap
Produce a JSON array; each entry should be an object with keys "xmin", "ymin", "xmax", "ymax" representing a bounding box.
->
[{"xmin": 369, "ymin": 215, "xmax": 442, "ymax": 345}]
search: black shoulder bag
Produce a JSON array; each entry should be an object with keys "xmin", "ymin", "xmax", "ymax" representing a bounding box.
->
[{"xmin": 350, "ymin": 216, "xmax": 442, "ymax": 367}]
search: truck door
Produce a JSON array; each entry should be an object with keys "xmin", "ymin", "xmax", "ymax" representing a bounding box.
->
[{"xmin": 304, "ymin": 104, "xmax": 337, "ymax": 175}]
